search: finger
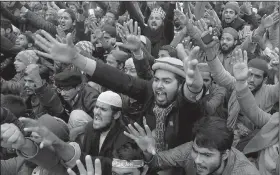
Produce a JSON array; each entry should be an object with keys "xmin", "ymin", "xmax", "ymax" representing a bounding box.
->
[
  {"xmin": 24, "ymin": 126, "xmax": 40, "ymax": 133},
  {"xmin": 2, "ymin": 128, "xmax": 16, "ymax": 142},
  {"xmin": 85, "ymin": 155, "xmax": 94, "ymax": 175},
  {"xmin": 201, "ymin": 19, "xmax": 208, "ymax": 31},
  {"xmin": 237, "ymin": 49, "xmax": 243, "ymax": 62},
  {"xmin": 35, "ymin": 36, "xmax": 51, "ymax": 53},
  {"xmin": 41, "ymin": 30, "xmax": 59, "ymax": 44},
  {"xmin": 133, "ymin": 122, "xmax": 146, "ymax": 136},
  {"xmin": 144, "ymin": 124, "xmax": 153, "ymax": 137},
  {"xmin": 128, "ymin": 124, "xmax": 140, "ymax": 137},
  {"xmin": 19, "ymin": 117, "xmax": 38, "ymax": 127},
  {"xmin": 1, "ymin": 124, "xmax": 11, "ymax": 134},
  {"xmin": 243, "ymin": 50, "xmax": 248, "ymax": 64},
  {"xmin": 189, "ymin": 46, "xmax": 200, "ymax": 60},
  {"xmin": 76, "ymin": 160, "xmax": 87, "ymax": 174},
  {"xmin": 197, "ymin": 20, "xmax": 204, "ymax": 32},
  {"xmin": 134, "ymin": 21, "xmax": 138, "ymax": 35},
  {"xmin": 36, "ymin": 34, "xmax": 52, "ymax": 48},
  {"xmin": 176, "ymin": 43, "xmax": 188, "ymax": 61},
  {"xmin": 7, "ymin": 129, "xmax": 21, "ymax": 143},
  {"xmin": 95, "ymin": 159, "xmax": 102, "ymax": 175},
  {"xmin": 67, "ymin": 168, "xmax": 77, "ymax": 175},
  {"xmin": 124, "ymin": 22, "xmax": 130, "ymax": 36},
  {"xmin": 137, "ymin": 27, "xmax": 141, "ymax": 37},
  {"xmin": 124, "ymin": 131, "xmax": 138, "ymax": 141},
  {"xmin": 40, "ymin": 142, "xmax": 45, "ymax": 149},
  {"xmin": 35, "ymin": 50, "xmax": 53, "ymax": 59},
  {"xmin": 66, "ymin": 33, "xmax": 74, "ymax": 47},
  {"xmin": 129, "ymin": 19, "xmax": 133, "ymax": 34}
]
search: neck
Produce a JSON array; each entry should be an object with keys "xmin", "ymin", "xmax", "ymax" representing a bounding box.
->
[{"xmin": 212, "ymin": 159, "xmax": 227, "ymax": 175}]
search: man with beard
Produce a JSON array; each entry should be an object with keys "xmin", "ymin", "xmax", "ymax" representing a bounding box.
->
[
  {"xmin": 7, "ymin": 91, "xmax": 132, "ymax": 175},
  {"xmin": 20, "ymin": 64, "xmax": 68, "ymax": 121},
  {"xmin": 34, "ymin": 29, "xmax": 204, "ymax": 154},
  {"xmin": 124, "ymin": 116, "xmax": 260, "ymax": 175},
  {"xmin": 124, "ymin": 2, "xmax": 176, "ymax": 57}
]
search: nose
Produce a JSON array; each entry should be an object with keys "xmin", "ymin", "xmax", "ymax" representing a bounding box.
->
[
  {"xmin": 156, "ymin": 81, "xmax": 164, "ymax": 89},
  {"xmin": 194, "ymin": 154, "xmax": 203, "ymax": 164}
]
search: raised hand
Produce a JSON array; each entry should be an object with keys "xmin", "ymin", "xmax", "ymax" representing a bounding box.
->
[
  {"xmin": 124, "ymin": 117, "xmax": 156, "ymax": 155},
  {"xmin": 19, "ymin": 117, "xmax": 61, "ymax": 149},
  {"xmin": 67, "ymin": 156, "xmax": 102, "ymax": 175},
  {"xmin": 116, "ymin": 19, "xmax": 142, "ymax": 53},
  {"xmin": 34, "ymin": 30, "xmax": 79, "ymax": 64},
  {"xmin": 243, "ymin": 2, "xmax": 252, "ymax": 15},
  {"xmin": 1, "ymin": 123, "xmax": 26, "ymax": 149},
  {"xmin": 268, "ymin": 48, "xmax": 279, "ymax": 72},
  {"xmin": 25, "ymin": 64, "xmax": 43, "ymax": 88},
  {"xmin": 233, "ymin": 49, "xmax": 249, "ymax": 81},
  {"xmin": 261, "ymin": 11, "xmax": 279, "ymax": 29}
]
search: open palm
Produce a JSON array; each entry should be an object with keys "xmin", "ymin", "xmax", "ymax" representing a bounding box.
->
[
  {"xmin": 35, "ymin": 30, "xmax": 79, "ymax": 64},
  {"xmin": 124, "ymin": 117, "xmax": 156, "ymax": 155},
  {"xmin": 261, "ymin": 11, "xmax": 279, "ymax": 29},
  {"xmin": 233, "ymin": 49, "xmax": 249, "ymax": 81}
]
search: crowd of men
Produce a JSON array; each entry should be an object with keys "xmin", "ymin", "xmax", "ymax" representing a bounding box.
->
[{"xmin": 0, "ymin": 1, "xmax": 279, "ymax": 175}]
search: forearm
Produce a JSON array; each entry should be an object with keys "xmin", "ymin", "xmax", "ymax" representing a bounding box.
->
[
  {"xmin": 183, "ymin": 83, "xmax": 204, "ymax": 102},
  {"xmin": 133, "ymin": 50, "xmax": 153, "ymax": 80},
  {"xmin": 170, "ymin": 29, "xmax": 186, "ymax": 48},
  {"xmin": 207, "ymin": 57, "xmax": 235, "ymax": 91},
  {"xmin": 235, "ymin": 80, "xmax": 271, "ymax": 127}
]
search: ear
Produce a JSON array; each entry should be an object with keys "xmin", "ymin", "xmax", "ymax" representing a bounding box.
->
[
  {"xmin": 113, "ymin": 111, "xmax": 121, "ymax": 120},
  {"xmin": 221, "ymin": 149, "xmax": 230, "ymax": 161}
]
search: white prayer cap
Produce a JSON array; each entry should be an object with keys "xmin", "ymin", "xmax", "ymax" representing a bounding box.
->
[
  {"xmin": 97, "ymin": 91, "xmax": 122, "ymax": 108},
  {"xmin": 125, "ymin": 58, "xmax": 135, "ymax": 68}
]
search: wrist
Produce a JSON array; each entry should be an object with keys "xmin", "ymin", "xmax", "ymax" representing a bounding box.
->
[{"xmin": 235, "ymin": 80, "xmax": 248, "ymax": 91}]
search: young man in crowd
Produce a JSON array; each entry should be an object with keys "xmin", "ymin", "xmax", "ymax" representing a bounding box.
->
[{"xmin": 124, "ymin": 116, "xmax": 260, "ymax": 175}]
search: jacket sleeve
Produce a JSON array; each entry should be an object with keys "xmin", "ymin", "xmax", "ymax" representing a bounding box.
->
[
  {"xmin": 148, "ymin": 142, "xmax": 193, "ymax": 171},
  {"xmin": 82, "ymin": 86, "xmax": 99, "ymax": 114},
  {"xmin": 202, "ymin": 85, "xmax": 226, "ymax": 116},
  {"xmin": 1, "ymin": 78, "xmax": 24, "ymax": 95},
  {"xmin": 133, "ymin": 50, "xmax": 154, "ymax": 81},
  {"xmin": 164, "ymin": 3, "xmax": 175, "ymax": 44},
  {"xmin": 263, "ymin": 82, "xmax": 279, "ymax": 108},
  {"xmin": 1, "ymin": 157, "xmax": 25, "ymax": 175},
  {"xmin": 123, "ymin": 2, "xmax": 146, "ymax": 30},
  {"xmin": 25, "ymin": 11, "xmax": 57, "ymax": 36},
  {"xmin": 35, "ymin": 84, "xmax": 65, "ymax": 117},
  {"xmin": 207, "ymin": 57, "xmax": 236, "ymax": 91},
  {"xmin": 90, "ymin": 60, "xmax": 151, "ymax": 104},
  {"xmin": 236, "ymin": 85, "xmax": 271, "ymax": 128}
]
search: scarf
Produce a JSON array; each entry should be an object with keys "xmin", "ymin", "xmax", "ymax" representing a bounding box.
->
[{"xmin": 153, "ymin": 102, "xmax": 175, "ymax": 152}]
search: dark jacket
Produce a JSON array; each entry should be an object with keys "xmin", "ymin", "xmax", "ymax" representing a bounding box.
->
[
  {"xmin": 70, "ymin": 84, "xmax": 100, "ymax": 116},
  {"xmin": 24, "ymin": 83, "xmax": 68, "ymax": 121},
  {"xmin": 222, "ymin": 17, "xmax": 246, "ymax": 31},
  {"xmin": 90, "ymin": 60, "xmax": 203, "ymax": 149}
]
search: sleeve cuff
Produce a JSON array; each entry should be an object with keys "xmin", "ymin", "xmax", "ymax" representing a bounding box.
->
[{"xmin": 63, "ymin": 142, "xmax": 81, "ymax": 168}]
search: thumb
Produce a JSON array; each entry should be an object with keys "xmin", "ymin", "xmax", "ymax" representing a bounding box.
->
[{"xmin": 66, "ymin": 33, "xmax": 74, "ymax": 47}]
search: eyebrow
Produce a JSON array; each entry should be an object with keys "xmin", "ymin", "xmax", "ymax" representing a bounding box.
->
[{"xmin": 192, "ymin": 146, "xmax": 214, "ymax": 155}]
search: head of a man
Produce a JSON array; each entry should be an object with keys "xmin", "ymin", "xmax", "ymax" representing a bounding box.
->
[
  {"xmin": 102, "ymin": 11, "xmax": 117, "ymax": 26},
  {"xmin": 112, "ymin": 142, "xmax": 146, "ymax": 175},
  {"xmin": 124, "ymin": 58, "xmax": 138, "ymax": 78},
  {"xmin": 99, "ymin": 24, "xmax": 117, "ymax": 50},
  {"xmin": 191, "ymin": 117, "xmax": 234, "ymax": 175},
  {"xmin": 220, "ymin": 27, "xmax": 238, "ymax": 54},
  {"xmin": 197, "ymin": 63, "xmax": 213, "ymax": 92},
  {"xmin": 24, "ymin": 66, "xmax": 49, "ymax": 96},
  {"xmin": 148, "ymin": 7, "xmax": 165, "ymax": 31},
  {"xmin": 45, "ymin": 8, "xmax": 57, "ymax": 22},
  {"xmin": 15, "ymin": 32, "xmax": 34, "ymax": 49},
  {"xmin": 14, "ymin": 50, "xmax": 39, "ymax": 73},
  {"xmin": 1, "ymin": 94, "xmax": 27, "ymax": 118},
  {"xmin": 93, "ymin": 91, "xmax": 122, "ymax": 132},
  {"xmin": 54, "ymin": 71, "xmax": 82, "ymax": 101},
  {"xmin": 247, "ymin": 59, "xmax": 268, "ymax": 93},
  {"xmin": 59, "ymin": 9, "xmax": 76, "ymax": 31},
  {"xmin": 223, "ymin": 2, "xmax": 240, "ymax": 24},
  {"xmin": 106, "ymin": 50, "xmax": 129, "ymax": 71},
  {"xmin": 158, "ymin": 45, "xmax": 177, "ymax": 58},
  {"xmin": 152, "ymin": 57, "xmax": 185, "ymax": 108}
]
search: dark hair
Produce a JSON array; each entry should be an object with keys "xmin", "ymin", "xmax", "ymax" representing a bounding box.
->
[
  {"xmin": 159, "ymin": 45, "xmax": 177, "ymax": 58},
  {"xmin": 113, "ymin": 142, "xmax": 144, "ymax": 160},
  {"xmin": 22, "ymin": 31, "xmax": 35, "ymax": 45},
  {"xmin": 174, "ymin": 74, "xmax": 184, "ymax": 85},
  {"xmin": 192, "ymin": 117, "xmax": 234, "ymax": 152},
  {"xmin": 1, "ymin": 95, "xmax": 26, "ymax": 118}
]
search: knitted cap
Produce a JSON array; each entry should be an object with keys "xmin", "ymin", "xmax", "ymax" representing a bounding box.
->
[
  {"xmin": 75, "ymin": 41, "xmax": 93, "ymax": 58},
  {"xmin": 223, "ymin": 27, "xmax": 239, "ymax": 40},
  {"xmin": 248, "ymin": 59, "xmax": 268, "ymax": 75},
  {"xmin": 15, "ymin": 50, "xmax": 39, "ymax": 66},
  {"xmin": 38, "ymin": 114, "xmax": 69, "ymax": 142},
  {"xmin": 151, "ymin": 7, "xmax": 166, "ymax": 19},
  {"xmin": 152, "ymin": 57, "xmax": 185, "ymax": 78},
  {"xmin": 54, "ymin": 70, "xmax": 82, "ymax": 88},
  {"xmin": 97, "ymin": 91, "xmax": 122, "ymax": 108},
  {"xmin": 224, "ymin": 2, "xmax": 240, "ymax": 15},
  {"xmin": 110, "ymin": 50, "xmax": 130, "ymax": 63}
]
